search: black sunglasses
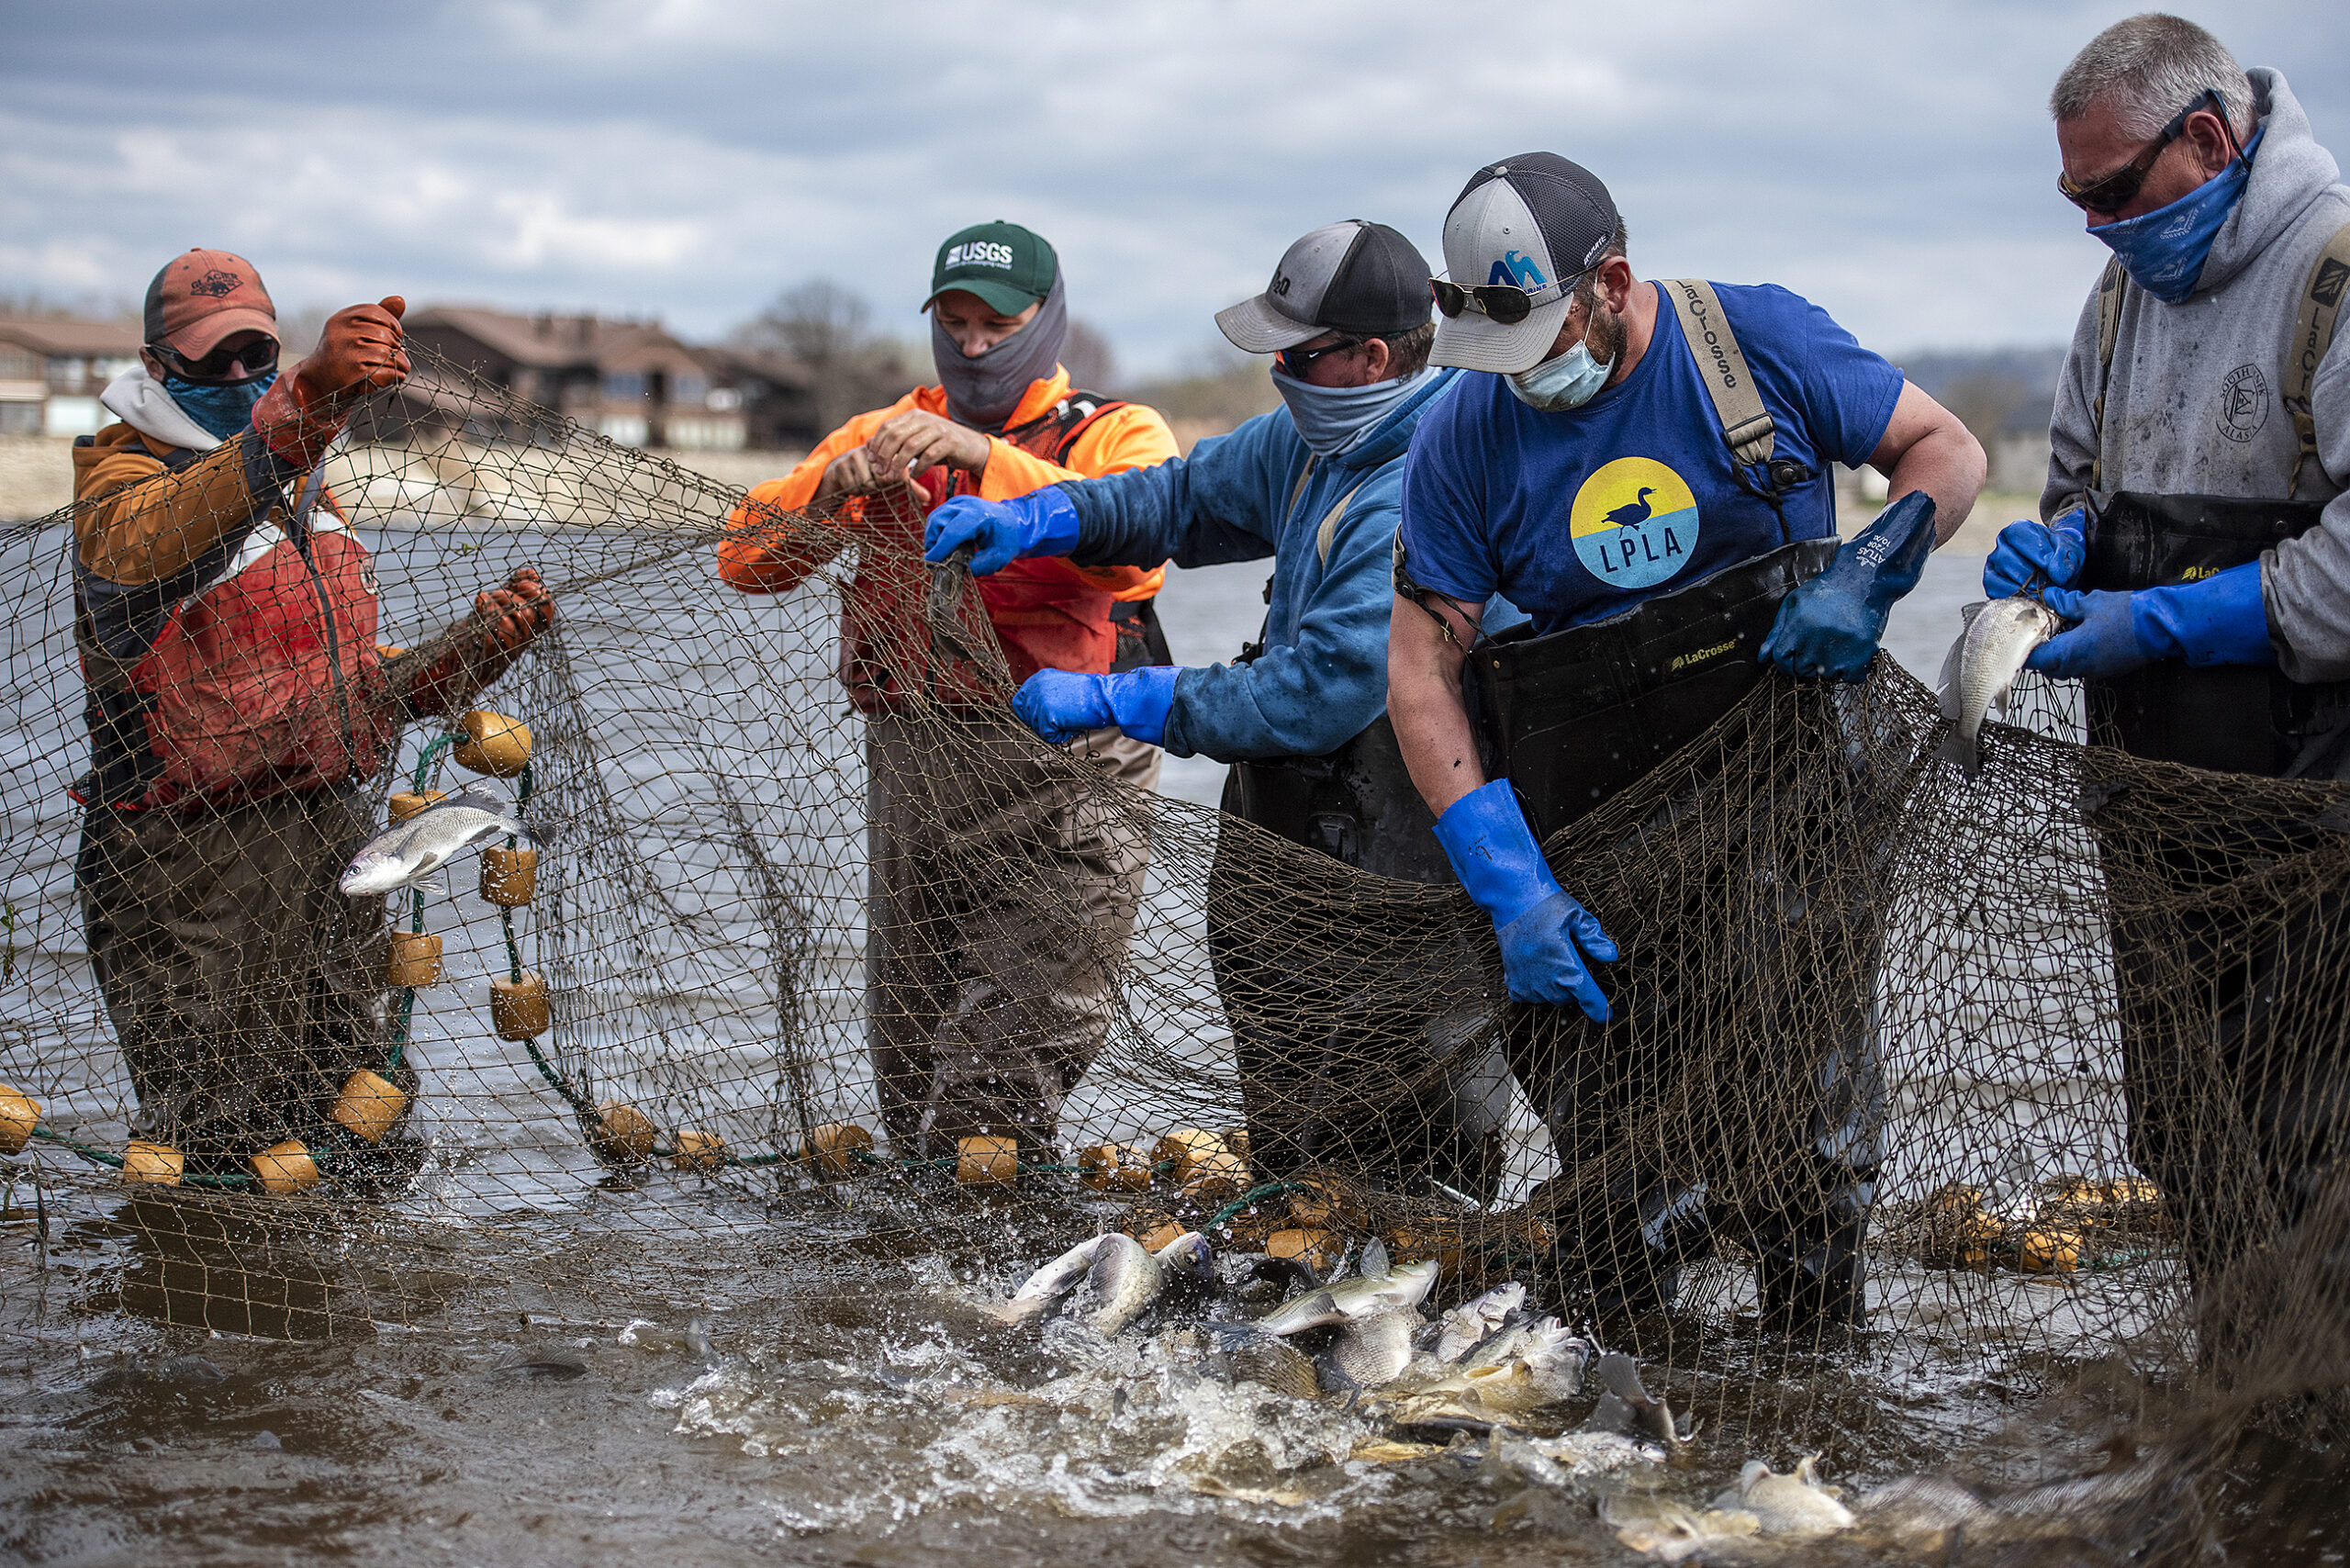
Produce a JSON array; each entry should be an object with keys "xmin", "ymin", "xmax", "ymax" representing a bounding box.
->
[
  {"xmin": 149, "ymin": 335, "xmax": 279, "ymax": 384},
  {"xmin": 2057, "ymin": 88, "xmax": 2238, "ymax": 214},
  {"xmin": 1429, "ymin": 278, "xmax": 1539, "ymax": 325},
  {"xmin": 1277, "ymin": 337, "xmax": 1363, "ymax": 377}
]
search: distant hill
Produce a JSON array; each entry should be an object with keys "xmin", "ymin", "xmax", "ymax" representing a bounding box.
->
[{"xmin": 1890, "ymin": 346, "xmax": 2069, "ymax": 441}]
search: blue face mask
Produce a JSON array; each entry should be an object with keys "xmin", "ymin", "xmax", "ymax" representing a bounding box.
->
[
  {"xmin": 1505, "ymin": 336, "xmax": 1613, "ymax": 411},
  {"xmin": 2093, "ymin": 127, "xmax": 2263, "ymax": 305},
  {"xmin": 162, "ymin": 371, "xmax": 276, "ymax": 442},
  {"xmin": 1272, "ymin": 364, "xmax": 1426, "ymax": 457}
]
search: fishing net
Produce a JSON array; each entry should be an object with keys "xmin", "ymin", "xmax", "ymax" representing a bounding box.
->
[{"xmin": 2, "ymin": 352, "xmax": 2345, "ymax": 1559}]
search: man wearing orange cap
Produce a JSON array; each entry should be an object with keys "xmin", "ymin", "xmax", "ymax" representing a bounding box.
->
[
  {"xmin": 71, "ymin": 249, "xmax": 556, "ymax": 1177},
  {"xmin": 719, "ymin": 222, "xmax": 1178, "ymax": 1160}
]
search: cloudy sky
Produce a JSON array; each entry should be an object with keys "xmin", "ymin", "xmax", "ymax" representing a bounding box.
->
[{"xmin": 3, "ymin": 1, "xmax": 2342, "ymax": 375}]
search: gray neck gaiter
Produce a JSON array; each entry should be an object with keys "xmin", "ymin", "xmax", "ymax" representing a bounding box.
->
[{"xmin": 933, "ymin": 274, "xmax": 1068, "ymax": 432}]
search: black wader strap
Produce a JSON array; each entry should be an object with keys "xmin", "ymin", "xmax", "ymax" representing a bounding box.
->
[{"xmin": 2284, "ymin": 221, "xmax": 2350, "ymax": 501}]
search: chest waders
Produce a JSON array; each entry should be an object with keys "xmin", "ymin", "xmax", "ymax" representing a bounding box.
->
[
  {"xmin": 2078, "ymin": 228, "xmax": 2350, "ymax": 1315},
  {"xmin": 1210, "ymin": 459, "xmax": 1509, "ymax": 1202},
  {"xmin": 1400, "ymin": 283, "xmax": 1897, "ymax": 1331}
]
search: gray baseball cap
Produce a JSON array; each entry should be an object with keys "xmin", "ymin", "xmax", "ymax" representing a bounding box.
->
[
  {"xmin": 1430, "ymin": 153, "xmax": 1620, "ymax": 374},
  {"xmin": 1215, "ymin": 220, "xmax": 1430, "ymax": 353}
]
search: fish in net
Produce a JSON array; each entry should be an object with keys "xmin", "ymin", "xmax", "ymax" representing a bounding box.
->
[{"xmin": 0, "ymin": 351, "xmax": 2344, "ymax": 1557}]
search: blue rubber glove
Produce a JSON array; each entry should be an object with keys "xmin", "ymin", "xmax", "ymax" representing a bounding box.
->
[
  {"xmin": 1431, "ymin": 779, "xmax": 1617, "ymax": 1020},
  {"xmin": 1013, "ymin": 666, "xmax": 1181, "ymax": 745},
  {"xmin": 923, "ymin": 487, "xmax": 1081, "ymax": 576},
  {"xmin": 2028, "ymin": 560, "xmax": 2277, "ymax": 679},
  {"xmin": 1760, "ymin": 490, "xmax": 1937, "ymax": 681},
  {"xmin": 1983, "ymin": 507, "xmax": 2087, "ymax": 599}
]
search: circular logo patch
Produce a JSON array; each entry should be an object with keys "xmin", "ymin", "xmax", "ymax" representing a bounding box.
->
[
  {"xmin": 2217, "ymin": 363, "xmax": 2269, "ymax": 444},
  {"xmin": 1569, "ymin": 456, "xmax": 1701, "ymax": 589}
]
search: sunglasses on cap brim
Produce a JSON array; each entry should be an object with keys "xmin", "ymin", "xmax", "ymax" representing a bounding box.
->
[
  {"xmin": 149, "ymin": 336, "xmax": 280, "ymax": 384},
  {"xmin": 1429, "ymin": 274, "xmax": 1585, "ymax": 327}
]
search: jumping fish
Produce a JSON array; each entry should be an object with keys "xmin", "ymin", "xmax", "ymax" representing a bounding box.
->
[
  {"xmin": 1937, "ymin": 597, "xmax": 2064, "ymax": 776},
  {"xmin": 1710, "ymin": 1456, "xmax": 1856, "ymax": 1537},
  {"xmin": 1586, "ymin": 1351, "xmax": 1690, "ymax": 1451},
  {"xmin": 1600, "ymin": 1494, "xmax": 1761, "ymax": 1562},
  {"xmin": 340, "ymin": 789, "xmax": 526, "ymax": 896},
  {"xmin": 1316, "ymin": 1306, "xmax": 1422, "ymax": 1393},
  {"xmin": 998, "ymin": 1236, "xmax": 1109, "ymax": 1324},
  {"xmin": 1247, "ymin": 1258, "xmax": 1438, "ymax": 1337},
  {"xmin": 1433, "ymin": 1281, "xmax": 1526, "ymax": 1362}
]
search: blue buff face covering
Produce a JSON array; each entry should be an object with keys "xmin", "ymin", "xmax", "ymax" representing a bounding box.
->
[
  {"xmin": 1272, "ymin": 364, "xmax": 1426, "ymax": 456},
  {"xmin": 163, "ymin": 371, "xmax": 276, "ymax": 442},
  {"xmin": 2094, "ymin": 127, "xmax": 2263, "ymax": 304}
]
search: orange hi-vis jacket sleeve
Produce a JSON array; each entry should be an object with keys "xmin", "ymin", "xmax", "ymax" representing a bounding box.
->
[
  {"xmin": 73, "ymin": 423, "xmax": 269, "ymax": 588},
  {"xmin": 715, "ymin": 371, "xmax": 1178, "ymax": 600}
]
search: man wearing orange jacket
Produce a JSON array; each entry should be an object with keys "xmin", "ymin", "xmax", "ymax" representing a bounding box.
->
[
  {"xmin": 719, "ymin": 222, "xmax": 1178, "ymax": 1159},
  {"xmin": 73, "ymin": 249, "xmax": 554, "ymax": 1176}
]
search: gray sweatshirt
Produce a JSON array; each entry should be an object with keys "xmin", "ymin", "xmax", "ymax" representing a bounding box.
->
[{"xmin": 2043, "ymin": 69, "xmax": 2350, "ymax": 682}]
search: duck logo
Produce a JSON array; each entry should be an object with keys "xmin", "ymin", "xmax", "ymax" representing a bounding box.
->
[
  {"xmin": 1488, "ymin": 251, "xmax": 1547, "ymax": 290},
  {"xmin": 1569, "ymin": 456, "xmax": 1700, "ymax": 590}
]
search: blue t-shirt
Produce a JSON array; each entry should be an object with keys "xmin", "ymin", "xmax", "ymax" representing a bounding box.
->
[{"xmin": 1400, "ymin": 281, "xmax": 1904, "ymax": 636}]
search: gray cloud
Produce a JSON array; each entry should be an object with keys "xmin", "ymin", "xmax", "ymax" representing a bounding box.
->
[{"xmin": 1, "ymin": 0, "xmax": 2340, "ymax": 372}]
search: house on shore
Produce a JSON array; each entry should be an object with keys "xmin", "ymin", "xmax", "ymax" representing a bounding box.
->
[
  {"xmin": 402, "ymin": 308, "xmax": 818, "ymax": 452},
  {"xmin": 0, "ymin": 319, "xmax": 142, "ymax": 438}
]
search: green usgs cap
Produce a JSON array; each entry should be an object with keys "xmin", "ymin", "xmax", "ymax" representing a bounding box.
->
[{"xmin": 925, "ymin": 221, "xmax": 1058, "ymax": 315}]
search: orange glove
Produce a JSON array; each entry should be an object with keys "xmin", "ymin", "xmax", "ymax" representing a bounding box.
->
[
  {"xmin": 402, "ymin": 567, "xmax": 556, "ymax": 718},
  {"xmin": 252, "ymin": 297, "xmax": 410, "ymax": 468}
]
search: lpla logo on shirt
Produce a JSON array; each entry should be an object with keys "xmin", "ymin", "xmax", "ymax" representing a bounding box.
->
[{"xmin": 1569, "ymin": 457, "xmax": 1700, "ymax": 589}]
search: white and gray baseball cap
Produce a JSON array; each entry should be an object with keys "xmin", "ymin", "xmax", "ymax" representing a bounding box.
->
[
  {"xmin": 1430, "ymin": 153, "xmax": 1621, "ymax": 374},
  {"xmin": 1215, "ymin": 219, "xmax": 1430, "ymax": 353}
]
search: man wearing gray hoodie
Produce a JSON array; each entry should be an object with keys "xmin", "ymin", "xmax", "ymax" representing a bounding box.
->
[{"xmin": 1986, "ymin": 16, "xmax": 2350, "ymax": 1308}]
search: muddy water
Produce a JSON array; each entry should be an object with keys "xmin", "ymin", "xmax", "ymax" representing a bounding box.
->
[{"xmin": 0, "ymin": 525, "xmax": 2266, "ymax": 1566}]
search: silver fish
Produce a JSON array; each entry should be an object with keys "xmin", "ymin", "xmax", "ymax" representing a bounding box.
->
[
  {"xmin": 1317, "ymin": 1305, "xmax": 1421, "ymax": 1392},
  {"xmin": 1251, "ymin": 1258, "xmax": 1438, "ymax": 1336},
  {"xmin": 1434, "ymin": 1281, "xmax": 1525, "ymax": 1362},
  {"xmin": 1369, "ymin": 1318, "xmax": 1587, "ymax": 1425},
  {"xmin": 1937, "ymin": 596, "xmax": 2063, "ymax": 776},
  {"xmin": 1600, "ymin": 1494, "xmax": 1760, "ymax": 1562},
  {"xmin": 1586, "ymin": 1351, "xmax": 1689, "ymax": 1451},
  {"xmin": 998, "ymin": 1235, "xmax": 1107, "ymax": 1323},
  {"xmin": 339, "ymin": 789, "xmax": 526, "ymax": 896},
  {"xmin": 1710, "ymin": 1456, "xmax": 1855, "ymax": 1538},
  {"xmin": 1083, "ymin": 1233, "xmax": 1164, "ymax": 1336},
  {"xmin": 1221, "ymin": 1331, "xmax": 1321, "ymax": 1399}
]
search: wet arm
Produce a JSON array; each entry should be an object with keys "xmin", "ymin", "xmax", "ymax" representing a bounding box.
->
[
  {"xmin": 1865, "ymin": 382, "xmax": 1986, "ymax": 547},
  {"xmin": 1387, "ymin": 588, "xmax": 1487, "ymax": 816}
]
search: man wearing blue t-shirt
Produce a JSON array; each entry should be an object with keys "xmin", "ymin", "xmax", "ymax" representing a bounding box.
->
[{"xmin": 1389, "ymin": 153, "xmax": 1984, "ymax": 1328}]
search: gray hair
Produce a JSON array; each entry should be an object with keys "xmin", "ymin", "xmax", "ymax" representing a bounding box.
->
[{"xmin": 2051, "ymin": 14, "xmax": 2255, "ymax": 141}]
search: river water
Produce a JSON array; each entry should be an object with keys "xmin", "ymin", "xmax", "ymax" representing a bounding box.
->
[{"xmin": 0, "ymin": 501, "xmax": 2267, "ymax": 1565}]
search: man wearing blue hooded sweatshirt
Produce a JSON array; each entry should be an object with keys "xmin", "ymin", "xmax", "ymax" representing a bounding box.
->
[
  {"xmin": 923, "ymin": 220, "xmax": 1507, "ymax": 1197},
  {"xmin": 1987, "ymin": 16, "xmax": 2350, "ymax": 1308}
]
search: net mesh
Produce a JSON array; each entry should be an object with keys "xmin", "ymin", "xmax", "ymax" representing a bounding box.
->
[{"xmin": 3, "ymin": 353, "xmax": 2345, "ymax": 1558}]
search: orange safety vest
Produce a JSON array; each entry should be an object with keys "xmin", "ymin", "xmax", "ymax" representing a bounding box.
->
[{"xmin": 836, "ymin": 392, "xmax": 1141, "ymax": 712}]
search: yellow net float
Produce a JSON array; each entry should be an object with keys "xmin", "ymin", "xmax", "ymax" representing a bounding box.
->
[
  {"xmin": 1179, "ymin": 1147, "xmax": 1248, "ymax": 1204},
  {"xmin": 2020, "ymin": 1226, "xmax": 2083, "ymax": 1273},
  {"xmin": 453, "ymin": 711, "xmax": 532, "ymax": 778},
  {"xmin": 1266, "ymin": 1226, "xmax": 1340, "ymax": 1275},
  {"xmin": 955, "ymin": 1134, "xmax": 1019, "ymax": 1188},
  {"xmin": 803, "ymin": 1122, "xmax": 873, "ymax": 1179},
  {"xmin": 120, "ymin": 1140, "xmax": 183, "ymax": 1185},
  {"xmin": 1078, "ymin": 1142, "xmax": 1152, "ymax": 1193},
  {"xmin": 0, "ymin": 1084, "xmax": 39, "ymax": 1156},
  {"xmin": 1150, "ymin": 1128, "xmax": 1226, "ymax": 1184},
  {"xmin": 252, "ymin": 1139, "xmax": 321, "ymax": 1195},
  {"xmin": 1126, "ymin": 1214, "xmax": 1188, "ymax": 1253},
  {"xmin": 670, "ymin": 1129, "xmax": 728, "ymax": 1172},
  {"xmin": 330, "ymin": 1070, "xmax": 408, "ymax": 1145},
  {"xmin": 387, "ymin": 931, "xmax": 443, "ymax": 989},
  {"xmin": 588, "ymin": 1101, "xmax": 657, "ymax": 1167},
  {"xmin": 387, "ymin": 789, "xmax": 445, "ymax": 823},
  {"xmin": 480, "ymin": 846, "xmax": 537, "ymax": 906},
  {"xmin": 490, "ymin": 972, "xmax": 551, "ymax": 1040}
]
